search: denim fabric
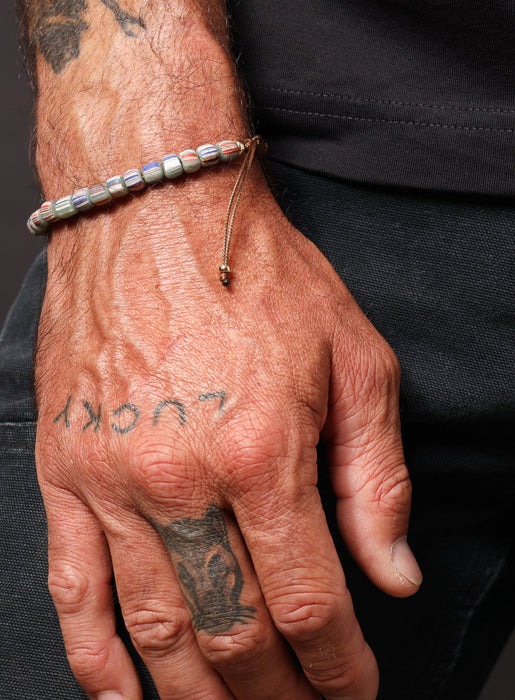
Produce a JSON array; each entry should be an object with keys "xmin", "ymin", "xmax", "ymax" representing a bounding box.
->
[
  {"xmin": 0, "ymin": 251, "xmax": 85, "ymax": 698},
  {"xmin": 1, "ymin": 163, "xmax": 514, "ymax": 699}
]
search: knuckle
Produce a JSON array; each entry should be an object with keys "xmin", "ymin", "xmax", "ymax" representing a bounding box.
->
[
  {"xmin": 124, "ymin": 605, "xmax": 192, "ymax": 658},
  {"xmin": 219, "ymin": 409, "xmax": 290, "ymax": 482},
  {"xmin": 376, "ymin": 345, "xmax": 401, "ymax": 393},
  {"xmin": 349, "ymin": 331, "xmax": 401, "ymax": 404},
  {"xmin": 37, "ymin": 428, "xmax": 109, "ymax": 489},
  {"xmin": 374, "ymin": 468, "xmax": 412, "ymax": 519},
  {"xmin": 271, "ymin": 594, "xmax": 342, "ymax": 644},
  {"xmin": 307, "ymin": 642, "xmax": 378, "ymax": 700},
  {"xmin": 381, "ymin": 342, "xmax": 401, "ymax": 381},
  {"xmin": 198, "ymin": 625, "xmax": 267, "ymax": 669},
  {"xmin": 127, "ymin": 437, "xmax": 191, "ymax": 502},
  {"xmin": 66, "ymin": 641, "xmax": 111, "ymax": 682},
  {"xmin": 308, "ymin": 651, "xmax": 361, "ymax": 692},
  {"xmin": 48, "ymin": 563, "xmax": 91, "ymax": 613}
]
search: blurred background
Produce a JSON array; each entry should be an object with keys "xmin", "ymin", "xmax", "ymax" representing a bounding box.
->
[{"xmin": 1, "ymin": 2, "xmax": 514, "ymax": 697}]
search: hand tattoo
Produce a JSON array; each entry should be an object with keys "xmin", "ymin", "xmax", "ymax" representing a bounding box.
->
[
  {"xmin": 53, "ymin": 391, "xmax": 227, "ymax": 435},
  {"xmin": 29, "ymin": 0, "xmax": 145, "ymax": 73},
  {"xmin": 198, "ymin": 391, "xmax": 226, "ymax": 413},
  {"xmin": 151, "ymin": 505, "xmax": 256, "ymax": 634}
]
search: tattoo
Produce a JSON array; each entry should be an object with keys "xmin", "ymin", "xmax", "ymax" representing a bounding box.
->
[
  {"xmin": 99, "ymin": 0, "xmax": 145, "ymax": 37},
  {"xmin": 29, "ymin": 0, "xmax": 145, "ymax": 73},
  {"xmin": 53, "ymin": 391, "xmax": 226, "ymax": 434},
  {"xmin": 111, "ymin": 403, "xmax": 140, "ymax": 434},
  {"xmin": 151, "ymin": 505, "xmax": 256, "ymax": 633},
  {"xmin": 31, "ymin": 0, "xmax": 88, "ymax": 74},
  {"xmin": 53, "ymin": 395, "xmax": 72, "ymax": 427},
  {"xmin": 154, "ymin": 399, "xmax": 187, "ymax": 427},
  {"xmin": 198, "ymin": 391, "xmax": 226, "ymax": 413},
  {"xmin": 82, "ymin": 401, "xmax": 102, "ymax": 432}
]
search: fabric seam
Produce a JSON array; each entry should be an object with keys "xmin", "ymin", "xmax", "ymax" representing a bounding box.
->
[
  {"xmin": 262, "ymin": 106, "xmax": 515, "ymax": 133},
  {"xmin": 257, "ymin": 86, "xmax": 515, "ymax": 116}
]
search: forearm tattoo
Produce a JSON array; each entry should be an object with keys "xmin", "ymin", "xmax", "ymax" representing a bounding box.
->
[
  {"xmin": 151, "ymin": 505, "xmax": 256, "ymax": 633},
  {"xmin": 28, "ymin": 0, "xmax": 145, "ymax": 73}
]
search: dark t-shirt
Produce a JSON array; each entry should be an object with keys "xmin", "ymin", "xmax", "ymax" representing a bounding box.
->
[{"xmin": 230, "ymin": 0, "xmax": 515, "ymax": 195}]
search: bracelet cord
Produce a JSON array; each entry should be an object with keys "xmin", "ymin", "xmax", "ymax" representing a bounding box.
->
[{"xmin": 219, "ymin": 136, "xmax": 262, "ymax": 286}]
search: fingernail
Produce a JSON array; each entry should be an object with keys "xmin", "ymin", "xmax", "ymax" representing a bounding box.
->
[
  {"xmin": 97, "ymin": 693, "xmax": 126, "ymax": 700},
  {"xmin": 392, "ymin": 536, "xmax": 423, "ymax": 586}
]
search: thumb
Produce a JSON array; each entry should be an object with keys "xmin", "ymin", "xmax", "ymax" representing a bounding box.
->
[{"xmin": 325, "ymin": 342, "xmax": 422, "ymax": 598}]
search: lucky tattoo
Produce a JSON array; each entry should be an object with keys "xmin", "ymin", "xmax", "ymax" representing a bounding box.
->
[
  {"xmin": 29, "ymin": 0, "xmax": 145, "ymax": 73},
  {"xmin": 151, "ymin": 505, "xmax": 256, "ymax": 634},
  {"xmin": 53, "ymin": 394, "xmax": 71, "ymax": 427},
  {"xmin": 82, "ymin": 401, "xmax": 102, "ymax": 432},
  {"xmin": 52, "ymin": 391, "xmax": 226, "ymax": 434},
  {"xmin": 154, "ymin": 399, "xmax": 187, "ymax": 427},
  {"xmin": 198, "ymin": 391, "xmax": 226, "ymax": 413}
]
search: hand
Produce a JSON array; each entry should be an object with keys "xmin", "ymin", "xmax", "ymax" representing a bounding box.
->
[{"xmin": 35, "ymin": 171, "xmax": 421, "ymax": 700}]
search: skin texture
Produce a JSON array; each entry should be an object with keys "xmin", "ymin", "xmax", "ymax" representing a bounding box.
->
[{"xmin": 20, "ymin": 0, "xmax": 422, "ymax": 698}]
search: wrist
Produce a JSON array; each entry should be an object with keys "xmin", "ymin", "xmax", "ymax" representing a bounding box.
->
[
  {"xmin": 44, "ymin": 156, "xmax": 276, "ymax": 288},
  {"xmin": 35, "ymin": 13, "xmax": 248, "ymax": 195}
]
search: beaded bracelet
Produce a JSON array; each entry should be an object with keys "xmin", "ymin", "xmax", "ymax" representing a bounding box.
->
[{"xmin": 27, "ymin": 137, "xmax": 264, "ymax": 285}]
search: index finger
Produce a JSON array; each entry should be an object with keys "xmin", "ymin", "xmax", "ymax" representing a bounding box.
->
[{"xmin": 234, "ymin": 475, "xmax": 379, "ymax": 700}]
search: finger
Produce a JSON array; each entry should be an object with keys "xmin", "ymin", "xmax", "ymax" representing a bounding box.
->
[
  {"xmin": 147, "ymin": 504, "xmax": 319, "ymax": 700},
  {"xmin": 102, "ymin": 512, "xmax": 234, "ymax": 700},
  {"xmin": 43, "ymin": 485, "xmax": 142, "ymax": 700},
  {"xmin": 235, "ymin": 478, "xmax": 379, "ymax": 700},
  {"xmin": 326, "ymin": 340, "xmax": 422, "ymax": 596}
]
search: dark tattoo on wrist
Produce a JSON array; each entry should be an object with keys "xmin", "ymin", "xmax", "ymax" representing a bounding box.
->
[
  {"xmin": 151, "ymin": 505, "xmax": 256, "ymax": 634},
  {"xmin": 30, "ymin": 0, "xmax": 88, "ymax": 74},
  {"xmin": 99, "ymin": 0, "xmax": 145, "ymax": 37},
  {"xmin": 29, "ymin": 0, "xmax": 145, "ymax": 74},
  {"xmin": 52, "ymin": 390, "xmax": 226, "ymax": 434}
]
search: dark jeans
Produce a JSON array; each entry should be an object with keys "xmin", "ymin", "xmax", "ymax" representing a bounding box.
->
[{"xmin": 1, "ymin": 162, "xmax": 514, "ymax": 699}]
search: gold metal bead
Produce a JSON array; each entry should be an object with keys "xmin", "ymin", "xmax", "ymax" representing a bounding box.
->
[{"xmin": 219, "ymin": 264, "xmax": 231, "ymax": 286}]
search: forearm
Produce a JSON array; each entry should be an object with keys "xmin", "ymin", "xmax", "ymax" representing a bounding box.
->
[
  {"xmin": 21, "ymin": 0, "xmax": 274, "ymax": 314},
  {"xmin": 21, "ymin": 0, "xmax": 248, "ymax": 195}
]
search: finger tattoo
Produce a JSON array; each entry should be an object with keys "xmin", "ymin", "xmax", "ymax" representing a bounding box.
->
[{"xmin": 150, "ymin": 505, "xmax": 256, "ymax": 634}]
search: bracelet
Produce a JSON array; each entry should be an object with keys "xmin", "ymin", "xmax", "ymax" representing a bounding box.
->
[{"xmin": 27, "ymin": 136, "xmax": 264, "ymax": 285}]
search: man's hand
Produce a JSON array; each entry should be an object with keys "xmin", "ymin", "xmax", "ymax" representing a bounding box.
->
[
  {"xmin": 36, "ymin": 177, "xmax": 420, "ymax": 700},
  {"xmin": 24, "ymin": 0, "xmax": 421, "ymax": 698}
]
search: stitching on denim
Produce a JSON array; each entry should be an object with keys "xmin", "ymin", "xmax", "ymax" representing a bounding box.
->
[
  {"xmin": 263, "ymin": 106, "xmax": 515, "ymax": 133},
  {"xmin": 257, "ymin": 86, "xmax": 515, "ymax": 116},
  {"xmin": 0, "ymin": 420, "xmax": 37, "ymax": 427}
]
